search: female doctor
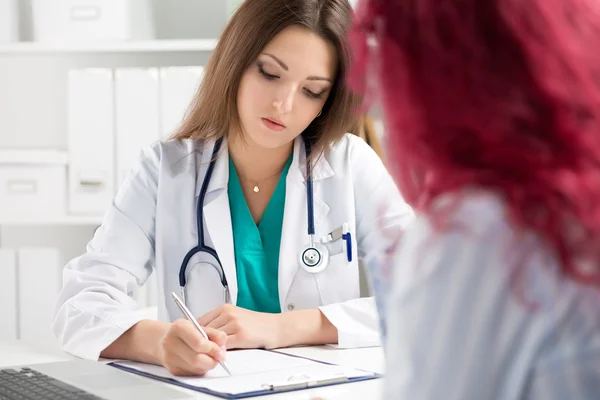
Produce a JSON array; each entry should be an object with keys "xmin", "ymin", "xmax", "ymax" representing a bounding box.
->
[{"xmin": 53, "ymin": 0, "xmax": 413, "ymax": 376}]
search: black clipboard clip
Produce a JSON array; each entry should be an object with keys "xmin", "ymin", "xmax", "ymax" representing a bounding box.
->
[{"xmin": 262, "ymin": 373, "xmax": 349, "ymax": 391}]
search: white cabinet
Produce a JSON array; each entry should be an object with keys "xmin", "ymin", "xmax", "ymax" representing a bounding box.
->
[
  {"xmin": 18, "ymin": 248, "xmax": 63, "ymax": 352},
  {"xmin": 31, "ymin": 0, "xmax": 155, "ymax": 42},
  {"xmin": 0, "ymin": 249, "xmax": 17, "ymax": 341},
  {"xmin": 0, "ymin": 150, "xmax": 67, "ymax": 222}
]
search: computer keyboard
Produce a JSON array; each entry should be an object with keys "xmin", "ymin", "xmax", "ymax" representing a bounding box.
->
[{"xmin": 0, "ymin": 367, "xmax": 105, "ymax": 400}]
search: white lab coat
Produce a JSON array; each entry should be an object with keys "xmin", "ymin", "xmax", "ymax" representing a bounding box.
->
[{"xmin": 52, "ymin": 134, "xmax": 414, "ymax": 360}]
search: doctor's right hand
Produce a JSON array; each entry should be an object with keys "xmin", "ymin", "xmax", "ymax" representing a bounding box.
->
[{"xmin": 159, "ymin": 319, "xmax": 228, "ymax": 376}]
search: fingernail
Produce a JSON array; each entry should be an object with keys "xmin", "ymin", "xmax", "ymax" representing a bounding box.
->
[
  {"xmin": 216, "ymin": 350, "xmax": 226, "ymax": 361},
  {"xmin": 220, "ymin": 345, "xmax": 227, "ymax": 352}
]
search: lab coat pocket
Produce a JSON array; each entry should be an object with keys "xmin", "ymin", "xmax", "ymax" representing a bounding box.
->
[
  {"xmin": 322, "ymin": 237, "xmax": 344, "ymax": 256},
  {"xmin": 314, "ymin": 252, "xmax": 359, "ymax": 305},
  {"xmin": 184, "ymin": 253, "xmax": 228, "ymax": 317}
]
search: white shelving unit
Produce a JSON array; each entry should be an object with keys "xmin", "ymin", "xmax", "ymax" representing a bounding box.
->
[
  {"xmin": 0, "ymin": 39, "xmax": 218, "ymax": 55},
  {"xmin": 0, "ymin": 1, "xmax": 226, "ymax": 227},
  {"xmin": 0, "ymin": 0, "xmax": 232, "ymax": 352},
  {"xmin": 0, "ymin": 216, "xmax": 104, "ymax": 226},
  {"xmin": 0, "ymin": 149, "xmax": 68, "ymax": 165}
]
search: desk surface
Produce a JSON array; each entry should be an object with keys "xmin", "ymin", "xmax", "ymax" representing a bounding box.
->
[{"xmin": 0, "ymin": 341, "xmax": 384, "ymax": 399}]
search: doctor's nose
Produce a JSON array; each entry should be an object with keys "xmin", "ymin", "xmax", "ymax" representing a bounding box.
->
[{"xmin": 273, "ymin": 87, "xmax": 296, "ymax": 114}]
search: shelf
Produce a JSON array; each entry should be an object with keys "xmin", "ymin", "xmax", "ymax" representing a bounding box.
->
[
  {"xmin": 0, "ymin": 39, "xmax": 218, "ymax": 55},
  {"xmin": 0, "ymin": 216, "xmax": 104, "ymax": 226},
  {"xmin": 0, "ymin": 149, "xmax": 68, "ymax": 165}
]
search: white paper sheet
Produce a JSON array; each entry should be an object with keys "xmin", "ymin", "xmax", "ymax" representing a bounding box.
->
[{"xmin": 113, "ymin": 349, "xmax": 375, "ymax": 396}]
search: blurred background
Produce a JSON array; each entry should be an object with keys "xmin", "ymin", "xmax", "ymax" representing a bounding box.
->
[{"xmin": 0, "ymin": 0, "xmax": 382, "ymax": 354}]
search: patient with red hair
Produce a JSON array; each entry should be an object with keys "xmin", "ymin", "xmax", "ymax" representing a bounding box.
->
[{"xmin": 350, "ymin": 0, "xmax": 600, "ymax": 398}]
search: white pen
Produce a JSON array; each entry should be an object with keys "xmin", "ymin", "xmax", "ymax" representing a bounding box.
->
[{"xmin": 171, "ymin": 292, "xmax": 232, "ymax": 376}]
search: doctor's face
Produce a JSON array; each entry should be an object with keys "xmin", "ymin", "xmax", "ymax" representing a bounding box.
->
[{"xmin": 236, "ymin": 25, "xmax": 337, "ymax": 150}]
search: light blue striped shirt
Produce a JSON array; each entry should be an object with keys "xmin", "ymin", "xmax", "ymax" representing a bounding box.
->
[{"xmin": 376, "ymin": 192, "xmax": 600, "ymax": 399}]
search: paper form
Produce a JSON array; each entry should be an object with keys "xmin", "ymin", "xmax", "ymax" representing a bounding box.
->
[{"xmin": 113, "ymin": 349, "xmax": 375, "ymax": 395}]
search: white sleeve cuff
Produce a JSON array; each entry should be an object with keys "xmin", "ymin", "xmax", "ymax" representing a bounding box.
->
[
  {"xmin": 55, "ymin": 303, "xmax": 145, "ymax": 361},
  {"xmin": 319, "ymin": 297, "xmax": 382, "ymax": 349}
]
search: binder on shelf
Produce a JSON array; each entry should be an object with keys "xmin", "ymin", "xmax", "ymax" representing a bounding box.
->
[
  {"xmin": 0, "ymin": 249, "xmax": 17, "ymax": 341},
  {"xmin": 0, "ymin": 0, "xmax": 19, "ymax": 43},
  {"xmin": 115, "ymin": 68, "xmax": 160, "ymax": 188},
  {"xmin": 18, "ymin": 247, "xmax": 63, "ymax": 352},
  {"xmin": 159, "ymin": 66, "xmax": 204, "ymax": 139},
  {"xmin": 68, "ymin": 68, "xmax": 115, "ymax": 215}
]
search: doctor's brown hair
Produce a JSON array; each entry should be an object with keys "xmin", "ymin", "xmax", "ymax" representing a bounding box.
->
[{"xmin": 170, "ymin": 0, "xmax": 360, "ymax": 157}]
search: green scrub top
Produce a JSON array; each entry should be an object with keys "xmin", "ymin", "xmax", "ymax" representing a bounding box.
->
[{"xmin": 228, "ymin": 155, "xmax": 293, "ymax": 313}]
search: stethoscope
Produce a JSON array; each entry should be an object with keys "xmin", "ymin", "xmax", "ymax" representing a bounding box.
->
[{"xmin": 178, "ymin": 137, "xmax": 353, "ymax": 306}]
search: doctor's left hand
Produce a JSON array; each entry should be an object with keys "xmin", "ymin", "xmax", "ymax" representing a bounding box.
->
[{"xmin": 198, "ymin": 304, "xmax": 281, "ymax": 349}]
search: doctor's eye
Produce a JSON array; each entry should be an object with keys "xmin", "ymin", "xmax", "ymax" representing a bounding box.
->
[
  {"xmin": 257, "ymin": 62, "xmax": 279, "ymax": 80},
  {"xmin": 304, "ymin": 88, "xmax": 325, "ymax": 100}
]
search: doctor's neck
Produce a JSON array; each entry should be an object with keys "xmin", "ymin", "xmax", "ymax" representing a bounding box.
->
[{"xmin": 227, "ymin": 134, "xmax": 294, "ymax": 183}]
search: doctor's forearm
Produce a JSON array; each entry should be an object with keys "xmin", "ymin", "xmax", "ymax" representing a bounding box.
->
[
  {"xmin": 100, "ymin": 319, "xmax": 170, "ymax": 364},
  {"xmin": 276, "ymin": 309, "xmax": 338, "ymax": 347}
]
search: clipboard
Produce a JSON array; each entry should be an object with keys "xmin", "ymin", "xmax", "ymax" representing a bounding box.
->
[{"xmin": 108, "ymin": 349, "xmax": 381, "ymax": 399}]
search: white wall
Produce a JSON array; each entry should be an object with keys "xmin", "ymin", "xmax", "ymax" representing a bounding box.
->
[{"xmin": 152, "ymin": 0, "xmax": 227, "ymax": 39}]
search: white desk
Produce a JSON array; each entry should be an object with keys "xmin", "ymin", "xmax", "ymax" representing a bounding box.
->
[{"xmin": 0, "ymin": 341, "xmax": 384, "ymax": 399}]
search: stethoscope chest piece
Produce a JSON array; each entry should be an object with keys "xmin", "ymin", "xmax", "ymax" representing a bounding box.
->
[{"xmin": 299, "ymin": 242, "xmax": 329, "ymax": 274}]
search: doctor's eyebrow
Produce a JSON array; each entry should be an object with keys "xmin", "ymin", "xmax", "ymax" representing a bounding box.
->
[{"xmin": 261, "ymin": 53, "xmax": 333, "ymax": 83}]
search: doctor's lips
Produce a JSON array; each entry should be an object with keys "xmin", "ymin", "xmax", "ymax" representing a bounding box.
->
[{"xmin": 262, "ymin": 117, "xmax": 286, "ymax": 131}]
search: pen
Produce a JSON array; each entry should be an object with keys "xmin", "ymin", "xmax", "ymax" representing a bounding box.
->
[
  {"xmin": 342, "ymin": 222, "xmax": 352, "ymax": 262},
  {"xmin": 170, "ymin": 292, "xmax": 232, "ymax": 376}
]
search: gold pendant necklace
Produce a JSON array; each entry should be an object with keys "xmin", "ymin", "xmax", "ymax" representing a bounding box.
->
[{"xmin": 241, "ymin": 169, "xmax": 284, "ymax": 194}]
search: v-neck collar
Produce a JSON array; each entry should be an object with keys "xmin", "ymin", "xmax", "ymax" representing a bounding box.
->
[{"xmin": 228, "ymin": 155, "xmax": 292, "ymax": 248}]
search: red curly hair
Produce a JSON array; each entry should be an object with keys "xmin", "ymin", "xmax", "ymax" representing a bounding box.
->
[{"xmin": 349, "ymin": 0, "xmax": 600, "ymax": 285}]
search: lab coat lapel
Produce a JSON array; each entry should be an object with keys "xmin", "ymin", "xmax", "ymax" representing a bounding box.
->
[
  {"xmin": 197, "ymin": 139, "xmax": 238, "ymax": 305},
  {"xmin": 279, "ymin": 136, "xmax": 333, "ymax": 307}
]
